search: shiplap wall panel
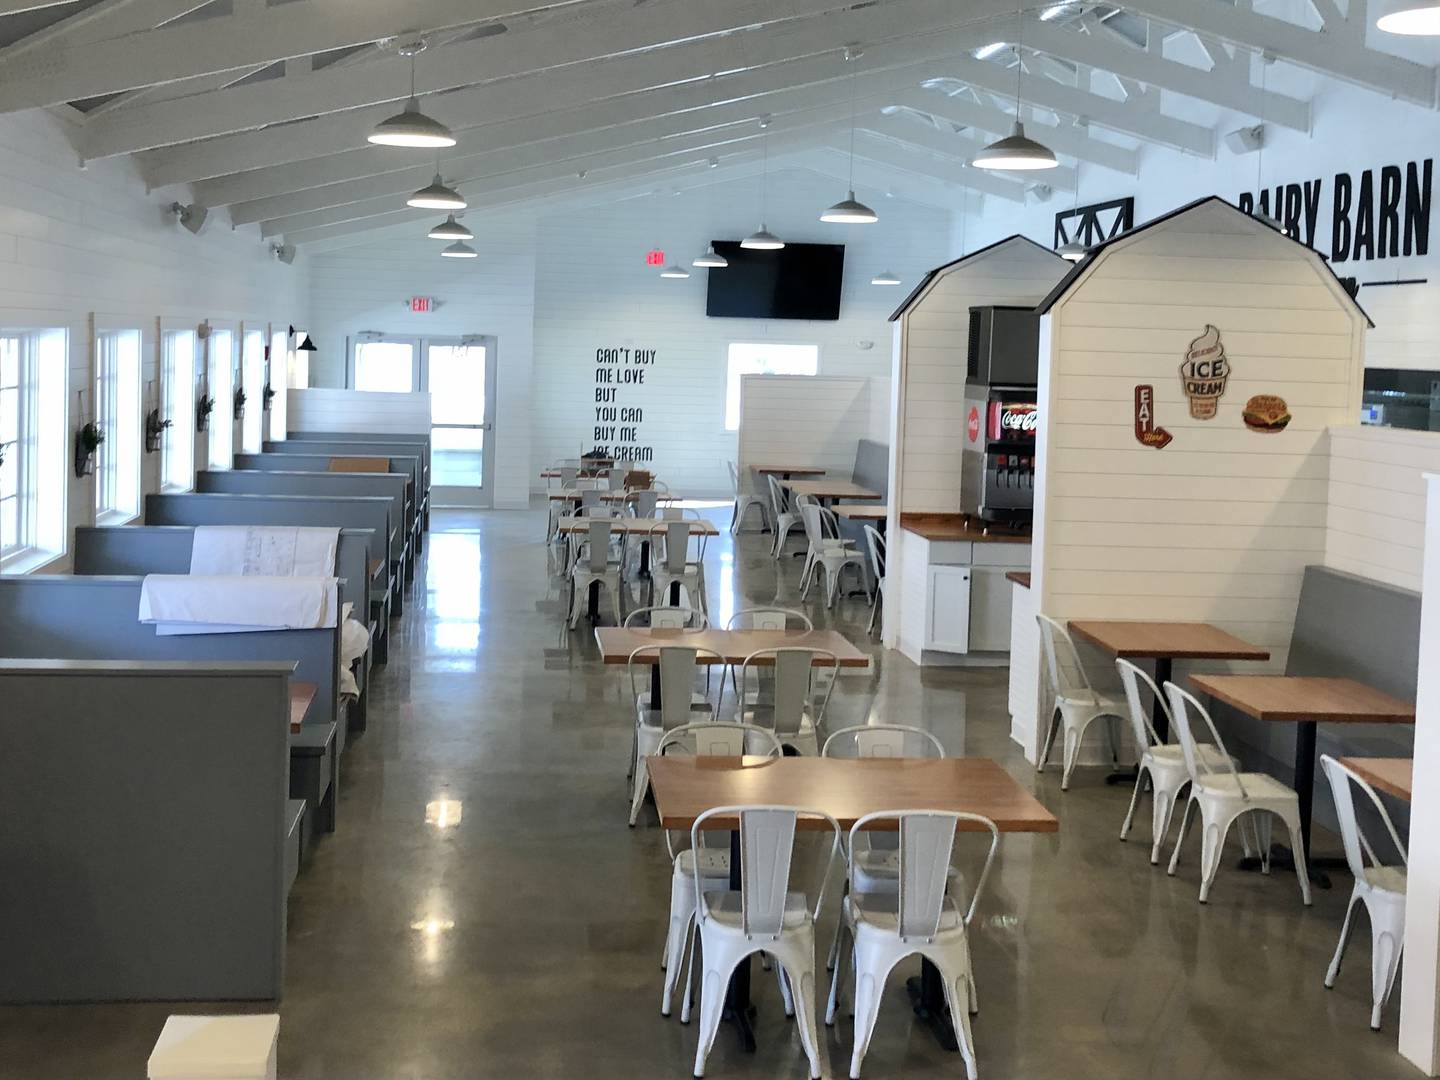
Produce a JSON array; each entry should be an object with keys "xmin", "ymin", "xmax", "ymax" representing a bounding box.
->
[
  {"xmin": 1033, "ymin": 199, "xmax": 1368, "ymax": 683},
  {"xmin": 1325, "ymin": 424, "xmax": 1440, "ymax": 590},
  {"xmin": 1361, "ymin": 284, "xmax": 1440, "ymax": 371},
  {"xmin": 288, "ymin": 388, "xmax": 432, "ymax": 434},
  {"xmin": 737, "ymin": 375, "xmax": 871, "ymax": 480}
]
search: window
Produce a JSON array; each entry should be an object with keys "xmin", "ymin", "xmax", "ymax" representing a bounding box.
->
[
  {"xmin": 427, "ymin": 342, "xmax": 486, "ymax": 488},
  {"xmin": 288, "ymin": 330, "xmax": 309, "ymax": 390},
  {"xmin": 161, "ymin": 327, "xmax": 196, "ymax": 491},
  {"xmin": 241, "ymin": 328, "xmax": 265, "ymax": 453},
  {"xmin": 94, "ymin": 328, "xmax": 142, "ymax": 523},
  {"xmin": 269, "ymin": 330, "xmax": 288, "ymax": 441},
  {"xmin": 207, "ymin": 327, "xmax": 234, "ymax": 469},
  {"xmin": 724, "ymin": 342, "xmax": 820, "ymax": 430},
  {"xmin": 1, "ymin": 328, "xmax": 67, "ymax": 570},
  {"xmin": 353, "ymin": 339, "xmax": 417, "ymax": 392}
]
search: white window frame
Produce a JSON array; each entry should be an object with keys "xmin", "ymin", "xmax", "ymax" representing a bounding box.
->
[
  {"xmin": 93, "ymin": 322, "xmax": 143, "ymax": 526},
  {"xmin": 723, "ymin": 341, "xmax": 821, "ymax": 431},
  {"xmin": 160, "ymin": 318, "xmax": 198, "ymax": 492},
  {"xmin": 0, "ymin": 321, "xmax": 69, "ymax": 573},
  {"xmin": 206, "ymin": 321, "xmax": 236, "ymax": 470},
  {"xmin": 269, "ymin": 325, "xmax": 288, "ymax": 442},
  {"xmin": 288, "ymin": 327, "xmax": 310, "ymax": 390},
  {"xmin": 347, "ymin": 334, "xmax": 421, "ymax": 392},
  {"xmin": 240, "ymin": 322, "xmax": 266, "ymax": 454}
]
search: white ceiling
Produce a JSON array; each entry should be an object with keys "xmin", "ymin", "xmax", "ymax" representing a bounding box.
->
[{"xmin": 3, "ymin": 0, "xmax": 1433, "ymax": 246}]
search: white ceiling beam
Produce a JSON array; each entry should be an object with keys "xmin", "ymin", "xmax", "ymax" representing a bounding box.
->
[
  {"xmin": 0, "ymin": 0, "xmax": 77, "ymax": 13},
  {"xmin": 0, "ymin": 0, "xmax": 592, "ymax": 112},
  {"xmin": 139, "ymin": 0, "xmax": 1018, "ymax": 188},
  {"xmin": 79, "ymin": 0, "xmax": 866, "ymax": 158},
  {"xmin": 1023, "ymin": 17, "xmax": 1311, "ymax": 130},
  {"xmin": 221, "ymin": 62, "xmax": 969, "ymax": 220},
  {"xmin": 887, "ymin": 88, "xmax": 1139, "ymax": 175},
  {"xmin": 0, "ymin": 0, "xmax": 208, "ymax": 63},
  {"xmin": 848, "ymin": 130, "xmax": 1036, "ymax": 201},
  {"xmin": 936, "ymin": 53, "xmax": 1215, "ymax": 156},
  {"xmin": 856, "ymin": 115, "xmax": 1071, "ymax": 195},
  {"xmin": 800, "ymin": 145, "xmax": 967, "ymax": 211},
  {"xmin": 1122, "ymin": 0, "xmax": 1436, "ymax": 106}
]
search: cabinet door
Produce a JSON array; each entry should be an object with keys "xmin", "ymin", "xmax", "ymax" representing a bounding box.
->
[
  {"xmin": 925, "ymin": 566, "xmax": 972, "ymax": 653},
  {"xmin": 968, "ymin": 568, "xmax": 1015, "ymax": 652}
]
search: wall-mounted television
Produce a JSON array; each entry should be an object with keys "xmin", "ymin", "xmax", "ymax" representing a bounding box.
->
[{"xmin": 704, "ymin": 241, "xmax": 845, "ymax": 321}]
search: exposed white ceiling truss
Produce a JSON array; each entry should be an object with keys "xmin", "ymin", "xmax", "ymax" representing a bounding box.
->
[{"xmin": 0, "ymin": 0, "xmax": 1424, "ymax": 246}]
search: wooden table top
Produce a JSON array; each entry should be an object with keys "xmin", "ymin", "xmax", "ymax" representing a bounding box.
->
[
  {"xmin": 834, "ymin": 503, "xmax": 889, "ymax": 521},
  {"xmin": 1189, "ymin": 675, "xmax": 1416, "ymax": 725},
  {"xmin": 787, "ymin": 479, "xmax": 883, "ymax": 502},
  {"xmin": 290, "ymin": 681, "xmax": 318, "ymax": 734},
  {"xmin": 594, "ymin": 627, "xmax": 869, "ymax": 666},
  {"xmin": 648, "ymin": 756, "xmax": 1059, "ymax": 833},
  {"xmin": 556, "ymin": 516, "xmax": 718, "ymax": 536},
  {"xmin": 1337, "ymin": 757, "xmax": 1412, "ymax": 801},
  {"xmin": 752, "ymin": 464, "xmax": 827, "ymax": 477},
  {"xmin": 1069, "ymin": 620, "xmax": 1271, "ymax": 662}
]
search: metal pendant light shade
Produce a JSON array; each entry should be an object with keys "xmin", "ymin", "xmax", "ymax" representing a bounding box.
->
[
  {"xmin": 1057, "ymin": 239, "xmax": 1088, "ymax": 261},
  {"xmin": 659, "ymin": 263, "xmax": 691, "ymax": 279},
  {"xmin": 297, "ymin": 334, "xmax": 317, "ymax": 352},
  {"xmin": 740, "ymin": 225, "xmax": 784, "ymax": 251},
  {"xmin": 368, "ymin": 97, "xmax": 456, "ymax": 148},
  {"xmin": 1377, "ymin": 2, "xmax": 1440, "ymax": 32},
  {"xmin": 440, "ymin": 241, "xmax": 478, "ymax": 258},
  {"xmin": 692, "ymin": 245, "xmax": 728, "ymax": 268},
  {"xmin": 820, "ymin": 191, "xmax": 878, "ymax": 224},
  {"xmin": 408, "ymin": 174, "xmax": 466, "ymax": 210},
  {"xmin": 973, "ymin": 121, "xmax": 1058, "ymax": 170},
  {"xmin": 428, "ymin": 214, "xmax": 473, "ymax": 240},
  {"xmin": 870, "ymin": 270, "xmax": 902, "ymax": 285}
]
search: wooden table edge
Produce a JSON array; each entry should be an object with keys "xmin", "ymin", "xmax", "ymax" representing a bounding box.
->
[
  {"xmin": 1067, "ymin": 621, "xmax": 1270, "ymax": 661},
  {"xmin": 1189, "ymin": 674, "xmax": 1416, "ymax": 724}
]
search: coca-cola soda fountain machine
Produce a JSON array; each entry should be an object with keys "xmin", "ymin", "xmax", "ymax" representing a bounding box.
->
[{"xmin": 960, "ymin": 305, "xmax": 1041, "ymax": 526}]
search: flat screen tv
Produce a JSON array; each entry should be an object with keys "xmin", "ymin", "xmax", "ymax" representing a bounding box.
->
[{"xmin": 704, "ymin": 241, "xmax": 845, "ymax": 321}]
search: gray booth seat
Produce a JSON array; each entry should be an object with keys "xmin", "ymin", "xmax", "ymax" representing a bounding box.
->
[
  {"xmin": 0, "ymin": 659, "xmax": 293, "ymax": 1002},
  {"xmin": 0, "ymin": 575, "xmax": 342, "ymax": 838},
  {"xmin": 73, "ymin": 524, "xmax": 375, "ymax": 728},
  {"xmin": 262, "ymin": 440, "xmax": 427, "ymax": 532},
  {"xmin": 280, "ymin": 432, "xmax": 431, "ymax": 514},
  {"xmin": 1212, "ymin": 564, "xmax": 1420, "ymax": 834},
  {"xmin": 199, "ymin": 467, "xmax": 412, "ymax": 587},
  {"xmin": 146, "ymin": 491, "xmax": 398, "ymax": 643},
  {"xmin": 837, "ymin": 438, "xmax": 889, "ymax": 586}
]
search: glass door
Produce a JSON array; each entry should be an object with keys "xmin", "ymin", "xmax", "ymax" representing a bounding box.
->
[
  {"xmin": 349, "ymin": 336, "xmax": 420, "ymax": 392},
  {"xmin": 423, "ymin": 337, "xmax": 494, "ymax": 508}
]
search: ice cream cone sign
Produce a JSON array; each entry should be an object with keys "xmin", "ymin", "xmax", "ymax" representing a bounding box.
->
[{"xmin": 1179, "ymin": 324, "xmax": 1229, "ymax": 420}]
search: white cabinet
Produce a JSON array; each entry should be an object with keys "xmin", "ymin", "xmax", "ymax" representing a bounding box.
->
[
  {"xmin": 924, "ymin": 566, "xmax": 972, "ymax": 652},
  {"xmin": 967, "ymin": 568, "xmax": 1015, "ymax": 651}
]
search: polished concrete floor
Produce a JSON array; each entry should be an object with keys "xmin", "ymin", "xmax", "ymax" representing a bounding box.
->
[{"xmin": 0, "ymin": 505, "xmax": 1421, "ymax": 1079}]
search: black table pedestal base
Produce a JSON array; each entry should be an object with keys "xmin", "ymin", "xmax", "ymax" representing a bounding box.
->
[
  {"xmin": 1237, "ymin": 844, "xmax": 1344, "ymax": 889},
  {"xmin": 904, "ymin": 961, "xmax": 959, "ymax": 1052}
]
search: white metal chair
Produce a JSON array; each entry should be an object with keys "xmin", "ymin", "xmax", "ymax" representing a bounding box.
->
[
  {"xmin": 1116, "ymin": 658, "xmax": 1243, "ymax": 864},
  {"xmin": 1164, "ymin": 682, "xmax": 1312, "ymax": 905},
  {"xmin": 1035, "ymin": 614, "xmax": 1126, "ymax": 790},
  {"xmin": 624, "ymin": 605, "xmax": 708, "ymax": 631},
  {"xmin": 738, "ymin": 647, "xmax": 838, "ymax": 756},
  {"xmin": 1320, "ymin": 754, "xmax": 1407, "ymax": 1029},
  {"xmin": 627, "ymin": 644, "xmax": 724, "ymax": 826},
  {"xmin": 767, "ymin": 475, "xmax": 804, "ymax": 559},
  {"xmin": 728, "ymin": 461, "xmax": 770, "ymax": 534},
  {"xmin": 798, "ymin": 500, "xmax": 868, "ymax": 609},
  {"xmin": 654, "ymin": 722, "xmax": 784, "ymax": 1018},
  {"xmin": 648, "ymin": 518, "xmax": 707, "ymax": 616},
  {"xmin": 826, "ymin": 811, "xmax": 998, "ymax": 1080},
  {"xmin": 688, "ymin": 804, "xmax": 840, "ymax": 1079},
  {"xmin": 567, "ymin": 519, "xmax": 624, "ymax": 628},
  {"xmin": 862, "ymin": 525, "xmax": 886, "ymax": 635},
  {"xmin": 724, "ymin": 607, "xmax": 813, "ymax": 704}
]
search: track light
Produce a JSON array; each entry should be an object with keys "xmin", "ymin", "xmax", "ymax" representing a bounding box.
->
[
  {"xmin": 169, "ymin": 201, "xmax": 209, "ymax": 235},
  {"xmin": 407, "ymin": 174, "xmax": 466, "ymax": 210},
  {"xmin": 427, "ymin": 214, "xmax": 473, "ymax": 240}
]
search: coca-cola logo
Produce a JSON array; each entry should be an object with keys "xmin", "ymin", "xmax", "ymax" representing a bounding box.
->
[
  {"xmin": 967, "ymin": 407, "xmax": 980, "ymax": 443},
  {"xmin": 1000, "ymin": 409, "xmax": 1038, "ymax": 432}
]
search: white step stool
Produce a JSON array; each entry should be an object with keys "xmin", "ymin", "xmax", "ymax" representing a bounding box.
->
[{"xmin": 148, "ymin": 1014, "xmax": 279, "ymax": 1079}]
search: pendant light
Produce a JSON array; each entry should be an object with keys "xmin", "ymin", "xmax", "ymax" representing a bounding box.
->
[
  {"xmin": 428, "ymin": 214, "xmax": 473, "ymax": 241},
  {"xmin": 1377, "ymin": 2, "xmax": 1440, "ymax": 33},
  {"xmin": 1056, "ymin": 162, "xmax": 1089, "ymax": 260},
  {"xmin": 870, "ymin": 270, "xmax": 902, "ymax": 285},
  {"xmin": 297, "ymin": 334, "xmax": 317, "ymax": 352},
  {"xmin": 368, "ymin": 41, "xmax": 456, "ymax": 148},
  {"xmin": 659, "ymin": 263, "xmax": 691, "ymax": 279},
  {"xmin": 693, "ymin": 244, "xmax": 728, "ymax": 268},
  {"xmin": 821, "ymin": 46, "xmax": 878, "ymax": 224},
  {"xmin": 973, "ymin": 5, "xmax": 1058, "ymax": 171},
  {"xmin": 1252, "ymin": 51, "xmax": 1282, "ymax": 229},
  {"xmin": 742, "ymin": 117, "xmax": 784, "ymax": 250},
  {"xmin": 408, "ymin": 173, "xmax": 466, "ymax": 210},
  {"xmin": 440, "ymin": 241, "xmax": 477, "ymax": 258}
]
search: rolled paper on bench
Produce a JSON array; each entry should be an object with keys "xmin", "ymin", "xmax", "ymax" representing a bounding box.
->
[
  {"xmin": 190, "ymin": 526, "xmax": 339, "ymax": 577},
  {"xmin": 140, "ymin": 575, "xmax": 339, "ymax": 635}
]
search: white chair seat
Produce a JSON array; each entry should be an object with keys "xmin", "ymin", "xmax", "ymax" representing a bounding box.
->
[
  {"xmin": 1146, "ymin": 743, "xmax": 1231, "ymax": 769},
  {"xmin": 1362, "ymin": 865, "xmax": 1408, "ymax": 894},
  {"xmin": 847, "ymin": 891, "xmax": 965, "ymax": 934},
  {"xmin": 1194, "ymin": 771, "xmax": 1299, "ymax": 802},
  {"xmin": 701, "ymin": 889, "xmax": 811, "ymax": 931},
  {"xmin": 676, "ymin": 847, "xmax": 729, "ymax": 879},
  {"xmin": 743, "ymin": 706, "xmax": 818, "ymax": 756}
]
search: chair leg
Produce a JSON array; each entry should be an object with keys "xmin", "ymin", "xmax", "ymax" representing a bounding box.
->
[
  {"xmin": 1325, "ymin": 893, "xmax": 1362, "ymax": 988},
  {"xmin": 826, "ymin": 920, "xmax": 848, "ymax": 1024},
  {"xmin": 1196, "ymin": 805, "xmax": 1236, "ymax": 903},
  {"xmin": 692, "ymin": 950, "xmax": 741, "ymax": 1078},
  {"xmin": 1167, "ymin": 795, "xmax": 1196, "ymax": 875},
  {"xmin": 1280, "ymin": 810, "xmax": 1313, "ymax": 905},
  {"xmin": 628, "ymin": 758, "xmax": 648, "ymax": 827},
  {"xmin": 662, "ymin": 911, "xmax": 694, "ymax": 1016},
  {"xmin": 1149, "ymin": 778, "xmax": 1180, "ymax": 866},
  {"xmin": 1120, "ymin": 766, "xmax": 1145, "ymax": 841},
  {"xmin": 848, "ymin": 962, "xmax": 883, "ymax": 1080},
  {"xmin": 1059, "ymin": 723, "xmax": 1081, "ymax": 791},
  {"xmin": 1037, "ymin": 707, "xmax": 1060, "ymax": 774},
  {"xmin": 775, "ymin": 961, "xmax": 795, "ymax": 1018},
  {"xmin": 937, "ymin": 962, "xmax": 979, "ymax": 1080},
  {"xmin": 1372, "ymin": 916, "xmax": 1404, "ymax": 1030}
]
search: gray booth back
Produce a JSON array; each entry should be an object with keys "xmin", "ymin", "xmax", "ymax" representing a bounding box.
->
[
  {"xmin": 276, "ymin": 434, "xmax": 430, "ymax": 484},
  {"xmin": 0, "ymin": 659, "xmax": 291, "ymax": 1002},
  {"xmin": 197, "ymin": 469, "xmax": 410, "ymax": 537},
  {"xmin": 259, "ymin": 442, "xmax": 425, "ymax": 492}
]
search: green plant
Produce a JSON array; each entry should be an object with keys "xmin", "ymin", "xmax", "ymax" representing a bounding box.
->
[
  {"xmin": 144, "ymin": 408, "xmax": 172, "ymax": 453},
  {"xmin": 197, "ymin": 394, "xmax": 214, "ymax": 431},
  {"xmin": 262, "ymin": 383, "xmax": 276, "ymax": 411},
  {"xmin": 79, "ymin": 421, "xmax": 105, "ymax": 453},
  {"xmin": 233, "ymin": 386, "xmax": 247, "ymax": 420}
]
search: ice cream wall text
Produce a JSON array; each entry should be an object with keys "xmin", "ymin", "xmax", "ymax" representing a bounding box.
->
[{"xmin": 1179, "ymin": 325, "xmax": 1230, "ymax": 420}]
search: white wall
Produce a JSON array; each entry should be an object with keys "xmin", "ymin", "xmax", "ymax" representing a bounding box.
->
[
  {"xmin": 0, "ymin": 109, "xmax": 305, "ymax": 572},
  {"xmin": 736, "ymin": 374, "xmax": 875, "ymax": 483},
  {"xmin": 1327, "ymin": 423, "xmax": 1440, "ymax": 591},
  {"xmin": 306, "ymin": 219, "xmax": 537, "ymax": 509},
  {"xmin": 528, "ymin": 168, "xmax": 951, "ymax": 498}
]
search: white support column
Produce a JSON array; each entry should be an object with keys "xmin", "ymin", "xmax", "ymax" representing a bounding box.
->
[{"xmin": 1401, "ymin": 472, "xmax": 1440, "ymax": 1074}]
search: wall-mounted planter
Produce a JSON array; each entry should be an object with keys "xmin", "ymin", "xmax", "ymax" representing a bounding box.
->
[
  {"xmin": 197, "ymin": 394, "xmax": 214, "ymax": 433},
  {"xmin": 144, "ymin": 408, "xmax": 172, "ymax": 454},
  {"xmin": 74, "ymin": 422, "xmax": 104, "ymax": 478},
  {"xmin": 262, "ymin": 384, "xmax": 276, "ymax": 412},
  {"xmin": 233, "ymin": 388, "xmax": 246, "ymax": 421}
]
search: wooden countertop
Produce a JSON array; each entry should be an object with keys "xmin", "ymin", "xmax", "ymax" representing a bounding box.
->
[
  {"xmin": 290, "ymin": 681, "xmax": 317, "ymax": 734},
  {"xmin": 899, "ymin": 513, "xmax": 1032, "ymax": 544},
  {"xmin": 1006, "ymin": 571, "xmax": 1031, "ymax": 588}
]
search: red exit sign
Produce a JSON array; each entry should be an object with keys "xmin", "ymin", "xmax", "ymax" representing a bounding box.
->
[
  {"xmin": 410, "ymin": 296, "xmax": 433, "ymax": 313},
  {"xmin": 645, "ymin": 250, "xmax": 665, "ymax": 266}
]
